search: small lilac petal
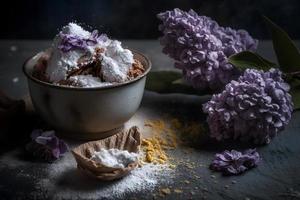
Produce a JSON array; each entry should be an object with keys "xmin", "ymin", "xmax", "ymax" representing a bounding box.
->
[
  {"xmin": 31, "ymin": 129, "xmax": 43, "ymax": 140},
  {"xmin": 59, "ymin": 140, "xmax": 69, "ymax": 154},
  {"xmin": 47, "ymin": 136, "xmax": 60, "ymax": 149},
  {"xmin": 35, "ymin": 136, "xmax": 52, "ymax": 145},
  {"xmin": 210, "ymin": 149, "xmax": 261, "ymax": 175},
  {"xmin": 52, "ymin": 148, "xmax": 60, "ymax": 159},
  {"xmin": 26, "ymin": 129, "xmax": 69, "ymax": 161},
  {"xmin": 41, "ymin": 130, "xmax": 56, "ymax": 137},
  {"xmin": 58, "ymin": 28, "xmax": 104, "ymax": 53}
]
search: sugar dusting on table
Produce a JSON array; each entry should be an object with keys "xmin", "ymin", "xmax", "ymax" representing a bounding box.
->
[
  {"xmin": 35, "ymin": 151, "xmax": 173, "ymax": 199},
  {"xmin": 0, "ymin": 147, "xmax": 173, "ymax": 199}
]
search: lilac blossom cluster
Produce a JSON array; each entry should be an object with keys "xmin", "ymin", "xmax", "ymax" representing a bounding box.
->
[
  {"xmin": 203, "ymin": 68, "xmax": 293, "ymax": 144},
  {"xmin": 157, "ymin": 8, "xmax": 258, "ymax": 90}
]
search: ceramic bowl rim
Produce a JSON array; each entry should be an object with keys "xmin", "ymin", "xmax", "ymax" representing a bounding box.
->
[{"xmin": 23, "ymin": 49, "xmax": 152, "ymax": 91}]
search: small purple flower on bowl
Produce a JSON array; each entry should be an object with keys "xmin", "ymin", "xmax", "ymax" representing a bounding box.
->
[
  {"xmin": 210, "ymin": 149, "xmax": 260, "ymax": 175},
  {"xmin": 26, "ymin": 129, "xmax": 68, "ymax": 162},
  {"xmin": 58, "ymin": 29, "xmax": 108, "ymax": 53}
]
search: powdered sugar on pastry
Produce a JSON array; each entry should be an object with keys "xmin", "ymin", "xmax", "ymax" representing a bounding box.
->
[
  {"xmin": 69, "ymin": 75, "xmax": 112, "ymax": 87},
  {"xmin": 101, "ymin": 40, "xmax": 134, "ymax": 82},
  {"xmin": 46, "ymin": 23, "xmax": 95, "ymax": 82},
  {"xmin": 91, "ymin": 148, "xmax": 138, "ymax": 168},
  {"xmin": 35, "ymin": 22, "xmax": 141, "ymax": 87}
]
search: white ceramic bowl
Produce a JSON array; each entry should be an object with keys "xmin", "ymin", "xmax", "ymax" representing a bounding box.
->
[{"xmin": 23, "ymin": 50, "xmax": 151, "ymax": 140}]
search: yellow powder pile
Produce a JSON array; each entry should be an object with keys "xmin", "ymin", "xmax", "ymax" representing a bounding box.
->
[
  {"xmin": 145, "ymin": 119, "xmax": 178, "ymax": 148},
  {"xmin": 141, "ymin": 119, "xmax": 178, "ymax": 164},
  {"xmin": 142, "ymin": 137, "xmax": 168, "ymax": 164},
  {"xmin": 140, "ymin": 118, "xmax": 205, "ymax": 165}
]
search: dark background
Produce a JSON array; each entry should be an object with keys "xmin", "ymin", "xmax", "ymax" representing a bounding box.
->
[{"xmin": 1, "ymin": 0, "xmax": 300, "ymax": 40}]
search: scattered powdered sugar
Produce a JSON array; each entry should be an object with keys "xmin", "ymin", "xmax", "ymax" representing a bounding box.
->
[
  {"xmin": 36, "ymin": 152, "xmax": 173, "ymax": 199},
  {"xmin": 69, "ymin": 75, "xmax": 112, "ymax": 87},
  {"xmin": 0, "ymin": 147, "xmax": 173, "ymax": 199},
  {"xmin": 91, "ymin": 148, "xmax": 138, "ymax": 168},
  {"xmin": 10, "ymin": 45, "xmax": 18, "ymax": 52},
  {"xmin": 12, "ymin": 77, "xmax": 19, "ymax": 83}
]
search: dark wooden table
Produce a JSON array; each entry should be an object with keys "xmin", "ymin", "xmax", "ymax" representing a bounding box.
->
[{"xmin": 0, "ymin": 40, "xmax": 300, "ymax": 200}]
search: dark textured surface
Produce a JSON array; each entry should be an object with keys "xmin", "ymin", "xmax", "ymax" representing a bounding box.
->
[
  {"xmin": 0, "ymin": 40, "xmax": 300, "ymax": 200},
  {"xmin": 1, "ymin": 0, "xmax": 300, "ymax": 39}
]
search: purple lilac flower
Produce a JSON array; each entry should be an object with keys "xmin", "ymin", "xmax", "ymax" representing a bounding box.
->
[
  {"xmin": 157, "ymin": 8, "xmax": 258, "ymax": 90},
  {"xmin": 58, "ymin": 30, "xmax": 108, "ymax": 53},
  {"xmin": 203, "ymin": 68, "xmax": 293, "ymax": 144},
  {"xmin": 210, "ymin": 149, "xmax": 260, "ymax": 175},
  {"xmin": 26, "ymin": 129, "xmax": 68, "ymax": 162}
]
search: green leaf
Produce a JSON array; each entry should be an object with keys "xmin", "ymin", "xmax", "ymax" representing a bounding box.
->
[
  {"xmin": 228, "ymin": 51, "xmax": 276, "ymax": 71},
  {"xmin": 145, "ymin": 71, "xmax": 212, "ymax": 95},
  {"xmin": 290, "ymin": 89, "xmax": 300, "ymax": 110},
  {"xmin": 288, "ymin": 78, "xmax": 300, "ymax": 110},
  {"xmin": 263, "ymin": 16, "xmax": 300, "ymax": 72},
  {"xmin": 172, "ymin": 78, "xmax": 185, "ymax": 84}
]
